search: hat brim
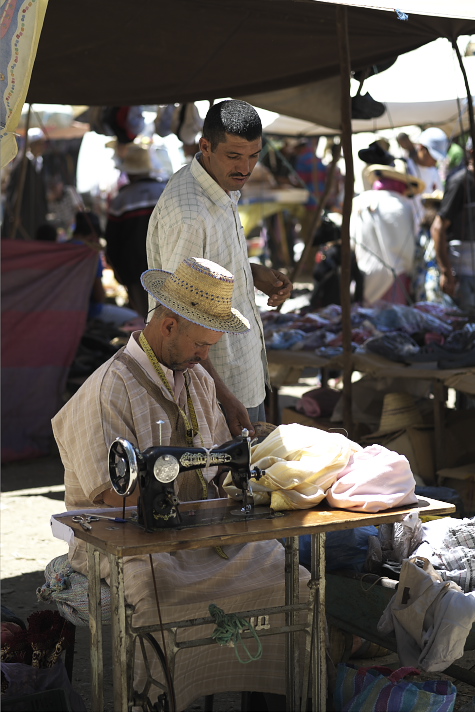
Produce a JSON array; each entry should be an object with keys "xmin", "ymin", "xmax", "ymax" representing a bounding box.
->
[
  {"xmin": 141, "ymin": 269, "xmax": 250, "ymax": 334},
  {"xmin": 367, "ymin": 164, "xmax": 426, "ymax": 195}
]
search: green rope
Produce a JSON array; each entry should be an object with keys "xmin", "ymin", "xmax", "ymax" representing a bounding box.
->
[{"xmin": 209, "ymin": 603, "xmax": 263, "ymax": 664}]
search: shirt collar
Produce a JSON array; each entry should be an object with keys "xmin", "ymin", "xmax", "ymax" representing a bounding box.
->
[
  {"xmin": 190, "ymin": 153, "xmax": 240, "ymax": 208},
  {"xmin": 126, "ymin": 331, "xmax": 185, "ymax": 399}
]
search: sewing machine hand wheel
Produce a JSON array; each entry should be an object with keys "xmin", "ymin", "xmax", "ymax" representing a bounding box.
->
[{"xmin": 109, "ymin": 437, "xmax": 140, "ymax": 496}]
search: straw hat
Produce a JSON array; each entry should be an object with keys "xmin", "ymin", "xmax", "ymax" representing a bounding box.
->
[
  {"xmin": 119, "ymin": 143, "xmax": 152, "ymax": 175},
  {"xmin": 366, "ymin": 159, "xmax": 426, "ymax": 196},
  {"xmin": 368, "ymin": 392, "xmax": 423, "ymax": 438},
  {"xmin": 141, "ymin": 257, "xmax": 250, "ymax": 334}
]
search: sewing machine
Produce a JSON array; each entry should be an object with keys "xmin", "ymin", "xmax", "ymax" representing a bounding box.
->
[{"xmin": 108, "ymin": 429, "xmax": 265, "ymax": 531}]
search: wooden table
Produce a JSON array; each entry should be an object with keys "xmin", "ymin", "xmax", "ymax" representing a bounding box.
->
[{"xmin": 54, "ymin": 495, "xmax": 455, "ymax": 712}]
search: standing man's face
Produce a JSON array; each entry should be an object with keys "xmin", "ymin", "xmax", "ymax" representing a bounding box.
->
[{"xmin": 199, "ymin": 133, "xmax": 262, "ymax": 193}]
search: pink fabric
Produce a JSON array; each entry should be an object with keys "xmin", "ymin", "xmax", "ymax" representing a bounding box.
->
[
  {"xmin": 380, "ymin": 273, "xmax": 412, "ymax": 305},
  {"xmin": 372, "ymin": 178, "xmax": 408, "ymax": 195},
  {"xmin": 326, "ymin": 444, "xmax": 418, "ymax": 512},
  {"xmin": 2, "ymin": 240, "xmax": 97, "ymax": 462}
]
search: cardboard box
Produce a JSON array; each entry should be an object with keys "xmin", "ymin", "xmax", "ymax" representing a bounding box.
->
[
  {"xmin": 443, "ymin": 410, "xmax": 475, "ymax": 468},
  {"xmin": 437, "ymin": 463, "xmax": 475, "ymax": 515}
]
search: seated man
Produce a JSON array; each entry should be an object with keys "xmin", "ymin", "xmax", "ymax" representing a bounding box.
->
[{"xmin": 52, "ymin": 256, "xmax": 309, "ymax": 711}]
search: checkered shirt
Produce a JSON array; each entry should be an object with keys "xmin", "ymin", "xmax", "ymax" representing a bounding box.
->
[{"xmin": 146, "ymin": 155, "xmax": 268, "ymax": 408}]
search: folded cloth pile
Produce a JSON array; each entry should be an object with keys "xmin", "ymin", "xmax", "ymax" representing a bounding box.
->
[
  {"xmin": 377, "ymin": 556, "xmax": 475, "ymax": 672},
  {"xmin": 223, "ymin": 424, "xmax": 418, "ymax": 512}
]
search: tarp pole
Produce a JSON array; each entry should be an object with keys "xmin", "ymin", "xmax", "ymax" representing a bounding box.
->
[
  {"xmin": 336, "ymin": 6, "xmax": 354, "ymax": 436},
  {"xmin": 10, "ymin": 104, "xmax": 32, "ymax": 240},
  {"xmin": 288, "ymin": 146, "xmax": 341, "ymax": 285},
  {"xmin": 451, "ymin": 39, "xmax": 475, "ymax": 154}
]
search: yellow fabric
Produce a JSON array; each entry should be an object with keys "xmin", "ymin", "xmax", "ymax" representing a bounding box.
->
[
  {"xmin": 1, "ymin": 0, "xmax": 49, "ymax": 168},
  {"xmin": 223, "ymin": 423, "xmax": 362, "ymax": 511},
  {"xmin": 238, "ymin": 203, "xmax": 306, "ymax": 236}
]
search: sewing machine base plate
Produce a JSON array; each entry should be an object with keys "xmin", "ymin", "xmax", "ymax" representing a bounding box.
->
[{"xmin": 134, "ymin": 504, "xmax": 282, "ymax": 531}]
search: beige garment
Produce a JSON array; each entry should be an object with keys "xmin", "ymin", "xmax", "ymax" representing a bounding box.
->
[
  {"xmin": 52, "ymin": 336, "xmax": 310, "ymax": 710},
  {"xmin": 224, "ymin": 423, "xmax": 362, "ymax": 511}
]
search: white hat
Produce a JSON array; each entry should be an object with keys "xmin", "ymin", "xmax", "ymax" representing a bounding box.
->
[
  {"xmin": 27, "ymin": 127, "xmax": 45, "ymax": 143},
  {"xmin": 418, "ymin": 128, "xmax": 449, "ymax": 164},
  {"xmin": 141, "ymin": 257, "xmax": 250, "ymax": 334}
]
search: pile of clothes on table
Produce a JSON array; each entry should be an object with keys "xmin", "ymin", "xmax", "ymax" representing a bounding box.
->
[{"xmin": 262, "ymin": 302, "xmax": 475, "ymax": 368}]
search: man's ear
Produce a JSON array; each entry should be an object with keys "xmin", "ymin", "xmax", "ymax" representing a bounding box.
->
[
  {"xmin": 161, "ymin": 317, "xmax": 177, "ymax": 338},
  {"xmin": 199, "ymin": 136, "xmax": 211, "ymax": 157}
]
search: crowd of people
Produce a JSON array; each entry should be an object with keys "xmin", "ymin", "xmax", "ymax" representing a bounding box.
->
[{"xmin": 350, "ymin": 127, "xmax": 475, "ymax": 315}]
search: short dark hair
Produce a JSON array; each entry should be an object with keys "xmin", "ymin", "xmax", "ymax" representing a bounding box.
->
[{"xmin": 203, "ymin": 100, "xmax": 262, "ymax": 150}]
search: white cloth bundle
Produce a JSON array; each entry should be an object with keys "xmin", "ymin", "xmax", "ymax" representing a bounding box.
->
[{"xmin": 223, "ymin": 423, "xmax": 361, "ymax": 510}]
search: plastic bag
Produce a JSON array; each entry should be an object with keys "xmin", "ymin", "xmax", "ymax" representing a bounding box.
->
[
  {"xmin": 299, "ymin": 526, "xmax": 378, "ymax": 572},
  {"xmin": 333, "ymin": 663, "xmax": 456, "ymax": 712},
  {"xmin": 392, "ymin": 511, "xmax": 423, "ymax": 563},
  {"xmin": 1, "ymin": 661, "xmax": 87, "ymax": 711}
]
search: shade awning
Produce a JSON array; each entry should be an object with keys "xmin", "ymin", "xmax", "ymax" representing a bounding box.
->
[{"xmin": 27, "ymin": 1, "xmax": 475, "ymax": 106}]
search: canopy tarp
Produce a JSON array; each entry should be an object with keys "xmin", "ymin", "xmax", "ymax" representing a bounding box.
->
[
  {"xmin": 27, "ymin": 1, "xmax": 475, "ymax": 106},
  {"xmin": 261, "ymin": 95, "xmax": 475, "ymax": 136},
  {"xmin": 243, "ymin": 51, "xmax": 475, "ymax": 135}
]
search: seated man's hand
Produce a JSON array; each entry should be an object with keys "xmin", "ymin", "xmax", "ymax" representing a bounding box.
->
[{"xmin": 250, "ymin": 263, "xmax": 293, "ymax": 307}]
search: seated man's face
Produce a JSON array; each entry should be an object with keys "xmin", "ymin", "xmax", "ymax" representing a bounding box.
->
[{"xmin": 165, "ymin": 320, "xmax": 223, "ymax": 371}]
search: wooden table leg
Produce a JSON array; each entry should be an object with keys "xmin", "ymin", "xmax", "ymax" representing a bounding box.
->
[
  {"xmin": 109, "ymin": 554, "xmax": 129, "ymax": 712},
  {"xmin": 87, "ymin": 544, "xmax": 103, "ymax": 712},
  {"xmin": 312, "ymin": 533, "xmax": 326, "ymax": 712}
]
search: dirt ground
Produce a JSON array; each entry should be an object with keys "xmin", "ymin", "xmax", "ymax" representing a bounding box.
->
[{"xmin": 2, "ymin": 446, "xmax": 475, "ymax": 711}]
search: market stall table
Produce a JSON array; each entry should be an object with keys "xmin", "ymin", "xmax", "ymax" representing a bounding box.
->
[{"xmin": 53, "ymin": 496, "xmax": 455, "ymax": 712}]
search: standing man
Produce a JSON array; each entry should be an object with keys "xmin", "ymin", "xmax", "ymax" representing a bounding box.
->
[
  {"xmin": 147, "ymin": 100, "xmax": 292, "ymax": 435},
  {"xmin": 432, "ymin": 139, "xmax": 475, "ymax": 312}
]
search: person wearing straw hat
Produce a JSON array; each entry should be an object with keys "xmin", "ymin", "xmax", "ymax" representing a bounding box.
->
[
  {"xmin": 350, "ymin": 160, "xmax": 425, "ymax": 305},
  {"xmin": 147, "ymin": 100, "xmax": 293, "ymax": 438},
  {"xmin": 105, "ymin": 142, "xmax": 167, "ymax": 319},
  {"xmin": 52, "ymin": 256, "xmax": 309, "ymax": 711}
]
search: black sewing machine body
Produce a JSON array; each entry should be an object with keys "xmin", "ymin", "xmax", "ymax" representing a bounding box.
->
[{"xmin": 108, "ymin": 431, "xmax": 264, "ymax": 531}]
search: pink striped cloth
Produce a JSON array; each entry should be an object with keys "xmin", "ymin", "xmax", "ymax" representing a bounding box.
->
[{"xmin": 2, "ymin": 239, "xmax": 97, "ymax": 461}]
